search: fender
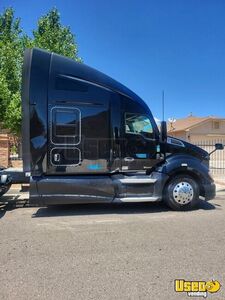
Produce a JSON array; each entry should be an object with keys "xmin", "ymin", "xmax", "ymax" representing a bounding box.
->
[{"xmin": 155, "ymin": 154, "xmax": 212, "ymax": 186}]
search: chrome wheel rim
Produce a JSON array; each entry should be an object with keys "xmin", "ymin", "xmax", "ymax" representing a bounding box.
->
[{"xmin": 173, "ymin": 182, "xmax": 194, "ymax": 205}]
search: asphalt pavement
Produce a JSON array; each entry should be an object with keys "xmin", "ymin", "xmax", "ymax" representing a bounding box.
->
[{"xmin": 1, "ymin": 188, "xmax": 225, "ymax": 300}]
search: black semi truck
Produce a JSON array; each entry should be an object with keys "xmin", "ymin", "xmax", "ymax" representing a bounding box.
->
[{"xmin": 21, "ymin": 48, "xmax": 222, "ymax": 210}]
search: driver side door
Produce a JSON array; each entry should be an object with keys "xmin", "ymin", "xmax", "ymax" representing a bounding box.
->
[{"xmin": 122, "ymin": 113, "xmax": 159, "ymax": 171}]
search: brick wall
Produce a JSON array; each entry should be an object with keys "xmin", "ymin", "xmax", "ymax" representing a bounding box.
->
[
  {"xmin": 11, "ymin": 159, "xmax": 23, "ymax": 168},
  {"xmin": 0, "ymin": 134, "xmax": 9, "ymax": 168}
]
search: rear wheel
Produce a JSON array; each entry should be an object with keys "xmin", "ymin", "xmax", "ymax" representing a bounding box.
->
[
  {"xmin": 0, "ymin": 185, "xmax": 11, "ymax": 197},
  {"xmin": 164, "ymin": 175, "xmax": 200, "ymax": 211},
  {"xmin": 0, "ymin": 175, "xmax": 11, "ymax": 198}
]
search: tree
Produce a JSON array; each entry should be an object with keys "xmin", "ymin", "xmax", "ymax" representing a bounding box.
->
[
  {"xmin": 4, "ymin": 92, "xmax": 21, "ymax": 135},
  {"xmin": 0, "ymin": 74, "xmax": 11, "ymax": 121},
  {"xmin": 0, "ymin": 7, "xmax": 82, "ymax": 135},
  {"xmin": 33, "ymin": 8, "xmax": 82, "ymax": 62},
  {"xmin": 0, "ymin": 8, "xmax": 22, "ymax": 94},
  {"xmin": 0, "ymin": 7, "xmax": 27, "ymax": 134}
]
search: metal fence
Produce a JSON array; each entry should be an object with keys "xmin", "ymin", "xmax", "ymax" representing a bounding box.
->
[{"xmin": 194, "ymin": 139, "xmax": 225, "ymax": 175}]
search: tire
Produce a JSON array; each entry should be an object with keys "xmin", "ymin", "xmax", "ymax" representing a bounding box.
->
[
  {"xmin": 0, "ymin": 176, "xmax": 11, "ymax": 198},
  {"xmin": 0, "ymin": 184, "xmax": 11, "ymax": 197},
  {"xmin": 164, "ymin": 175, "xmax": 200, "ymax": 211}
]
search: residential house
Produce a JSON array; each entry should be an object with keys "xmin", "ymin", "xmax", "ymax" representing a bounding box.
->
[
  {"xmin": 168, "ymin": 115, "xmax": 225, "ymax": 173},
  {"xmin": 168, "ymin": 115, "xmax": 225, "ymax": 144}
]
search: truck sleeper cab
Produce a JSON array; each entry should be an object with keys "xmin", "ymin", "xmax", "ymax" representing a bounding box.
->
[{"xmin": 22, "ymin": 48, "xmax": 216, "ymax": 210}]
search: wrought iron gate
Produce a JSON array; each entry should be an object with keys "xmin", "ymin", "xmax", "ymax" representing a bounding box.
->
[{"xmin": 194, "ymin": 139, "xmax": 225, "ymax": 175}]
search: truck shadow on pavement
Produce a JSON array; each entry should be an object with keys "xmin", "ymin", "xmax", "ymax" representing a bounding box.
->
[
  {"xmin": 0, "ymin": 204, "xmax": 7, "ymax": 219},
  {"xmin": 0, "ymin": 195, "xmax": 21, "ymax": 219},
  {"xmin": 0, "ymin": 198, "xmax": 19, "ymax": 219},
  {"xmin": 32, "ymin": 200, "xmax": 218, "ymax": 218}
]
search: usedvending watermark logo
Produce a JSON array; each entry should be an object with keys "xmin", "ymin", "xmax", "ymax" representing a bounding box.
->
[{"xmin": 174, "ymin": 279, "xmax": 221, "ymax": 298}]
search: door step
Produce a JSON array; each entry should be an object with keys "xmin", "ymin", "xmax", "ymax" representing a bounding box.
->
[
  {"xmin": 114, "ymin": 196, "xmax": 159, "ymax": 203},
  {"xmin": 112, "ymin": 175, "xmax": 158, "ymax": 201},
  {"xmin": 118, "ymin": 177, "xmax": 157, "ymax": 184}
]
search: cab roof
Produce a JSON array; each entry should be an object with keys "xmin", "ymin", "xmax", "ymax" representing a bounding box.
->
[{"xmin": 32, "ymin": 47, "xmax": 149, "ymax": 112}]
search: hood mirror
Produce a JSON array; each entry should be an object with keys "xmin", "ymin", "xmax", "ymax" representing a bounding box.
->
[
  {"xmin": 215, "ymin": 143, "xmax": 224, "ymax": 150},
  {"xmin": 209, "ymin": 143, "xmax": 224, "ymax": 156}
]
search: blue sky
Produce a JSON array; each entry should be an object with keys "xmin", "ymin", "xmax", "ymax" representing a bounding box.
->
[{"xmin": 1, "ymin": 0, "xmax": 225, "ymax": 120}]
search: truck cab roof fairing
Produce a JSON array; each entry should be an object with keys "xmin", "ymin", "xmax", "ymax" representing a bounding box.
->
[
  {"xmin": 50, "ymin": 49, "xmax": 146, "ymax": 103},
  {"xmin": 48, "ymin": 48, "xmax": 158, "ymax": 133},
  {"xmin": 24, "ymin": 48, "xmax": 153, "ymax": 115}
]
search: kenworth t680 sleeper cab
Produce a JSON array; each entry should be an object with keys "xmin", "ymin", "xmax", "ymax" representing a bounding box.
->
[{"xmin": 21, "ymin": 48, "xmax": 223, "ymax": 210}]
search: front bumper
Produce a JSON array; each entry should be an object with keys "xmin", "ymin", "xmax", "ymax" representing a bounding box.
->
[{"xmin": 202, "ymin": 182, "xmax": 216, "ymax": 201}]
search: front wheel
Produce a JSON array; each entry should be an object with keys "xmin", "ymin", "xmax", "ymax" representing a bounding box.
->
[{"xmin": 164, "ymin": 175, "xmax": 200, "ymax": 211}]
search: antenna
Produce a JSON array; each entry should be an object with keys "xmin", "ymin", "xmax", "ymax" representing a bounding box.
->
[{"xmin": 162, "ymin": 90, "xmax": 165, "ymax": 121}]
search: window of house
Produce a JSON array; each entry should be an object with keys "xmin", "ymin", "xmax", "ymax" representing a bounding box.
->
[
  {"xmin": 213, "ymin": 121, "xmax": 220, "ymax": 130},
  {"xmin": 125, "ymin": 113, "xmax": 153, "ymax": 138}
]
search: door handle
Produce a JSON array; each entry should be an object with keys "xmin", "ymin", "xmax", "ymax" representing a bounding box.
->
[
  {"xmin": 54, "ymin": 153, "xmax": 60, "ymax": 162},
  {"xmin": 124, "ymin": 157, "xmax": 134, "ymax": 162}
]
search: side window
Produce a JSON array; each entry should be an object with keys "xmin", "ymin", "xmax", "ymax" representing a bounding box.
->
[
  {"xmin": 51, "ymin": 107, "xmax": 81, "ymax": 145},
  {"xmin": 125, "ymin": 113, "xmax": 154, "ymax": 138},
  {"xmin": 55, "ymin": 110, "xmax": 78, "ymax": 137}
]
